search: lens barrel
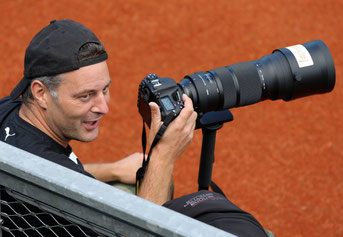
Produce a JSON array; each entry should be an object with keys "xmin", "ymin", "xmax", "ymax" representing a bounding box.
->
[{"xmin": 179, "ymin": 40, "xmax": 335, "ymax": 115}]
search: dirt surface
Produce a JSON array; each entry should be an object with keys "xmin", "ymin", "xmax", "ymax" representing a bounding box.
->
[{"xmin": 1, "ymin": 1, "xmax": 342, "ymax": 236}]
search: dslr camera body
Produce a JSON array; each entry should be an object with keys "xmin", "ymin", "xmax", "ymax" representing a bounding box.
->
[{"xmin": 138, "ymin": 73, "xmax": 185, "ymax": 127}]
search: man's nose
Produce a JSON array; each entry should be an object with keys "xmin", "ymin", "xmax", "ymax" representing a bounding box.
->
[{"xmin": 92, "ymin": 93, "xmax": 109, "ymax": 114}]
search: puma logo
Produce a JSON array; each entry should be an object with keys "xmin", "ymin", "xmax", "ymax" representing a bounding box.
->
[{"xmin": 4, "ymin": 127, "xmax": 16, "ymax": 141}]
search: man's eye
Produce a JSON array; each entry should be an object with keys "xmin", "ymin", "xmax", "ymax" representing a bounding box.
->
[{"xmin": 80, "ymin": 94, "xmax": 90, "ymax": 100}]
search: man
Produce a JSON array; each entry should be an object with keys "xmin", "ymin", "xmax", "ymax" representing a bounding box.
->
[
  {"xmin": 0, "ymin": 19, "xmax": 197, "ymax": 205},
  {"xmin": 0, "ymin": 19, "xmax": 270, "ymax": 236}
]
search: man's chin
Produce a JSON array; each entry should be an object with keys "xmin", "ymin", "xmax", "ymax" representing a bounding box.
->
[
  {"xmin": 75, "ymin": 137, "xmax": 97, "ymax": 143},
  {"xmin": 72, "ymin": 131, "xmax": 99, "ymax": 143}
]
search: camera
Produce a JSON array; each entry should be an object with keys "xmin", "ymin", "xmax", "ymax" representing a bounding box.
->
[{"xmin": 138, "ymin": 40, "xmax": 335, "ymax": 126}]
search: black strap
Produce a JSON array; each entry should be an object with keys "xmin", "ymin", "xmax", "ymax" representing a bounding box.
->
[
  {"xmin": 210, "ymin": 180, "xmax": 226, "ymax": 197},
  {"xmin": 135, "ymin": 121, "xmax": 148, "ymax": 193},
  {"xmin": 136, "ymin": 113, "xmax": 175, "ymax": 195}
]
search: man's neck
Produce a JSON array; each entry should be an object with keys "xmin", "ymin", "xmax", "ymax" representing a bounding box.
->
[{"xmin": 19, "ymin": 102, "xmax": 69, "ymax": 148}]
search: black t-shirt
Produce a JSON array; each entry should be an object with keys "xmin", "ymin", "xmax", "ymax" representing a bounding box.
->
[
  {"xmin": 0, "ymin": 96, "xmax": 93, "ymax": 178},
  {"xmin": 0, "ymin": 96, "xmax": 101, "ymax": 236}
]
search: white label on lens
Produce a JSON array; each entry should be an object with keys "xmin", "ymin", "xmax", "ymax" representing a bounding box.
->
[{"xmin": 286, "ymin": 44, "xmax": 314, "ymax": 68}]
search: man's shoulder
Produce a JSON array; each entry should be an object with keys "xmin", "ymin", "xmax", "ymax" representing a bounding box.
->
[
  {"xmin": 0, "ymin": 96, "xmax": 21, "ymax": 108},
  {"xmin": 1, "ymin": 120, "xmax": 92, "ymax": 177},
  {"xmin": 2, "ymin": 119, "xmax": 63, "ymax": 163},
  {"xmin": 0, "ymin": 96, "xmax": 32, "ymax": 145},
  {"xmin": 0, "ymin": 96, "xmax": 94, "ymax": 178},
  {"xmin": 0, "ymin": 96, "xmax": 21, "ymax": 124},
  {"xmin": 0, "ymin": 98, "xmax": 68, "ymax": 166}
]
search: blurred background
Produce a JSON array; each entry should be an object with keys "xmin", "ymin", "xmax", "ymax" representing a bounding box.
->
[{"xmin": 0, "ymin": 0, "xmax": 342, "ymax": 236}]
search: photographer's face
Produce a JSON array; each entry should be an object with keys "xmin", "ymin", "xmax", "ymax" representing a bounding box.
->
[{"xmin": 45, "ymin": 61, "xmax": 111, "ymax": 144}]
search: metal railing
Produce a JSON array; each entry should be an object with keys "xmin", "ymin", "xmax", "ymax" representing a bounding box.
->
[{"xmin": 0, "ymin": 141, "xmax": 235, "ymax": 237}]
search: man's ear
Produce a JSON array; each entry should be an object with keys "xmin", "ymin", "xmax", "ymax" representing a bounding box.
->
[{"xmin": 30, "ymin": 80, "xmax": 50, "ymax": 110}]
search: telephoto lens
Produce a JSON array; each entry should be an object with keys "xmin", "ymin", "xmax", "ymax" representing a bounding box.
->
[{"xmin": 179, "ymin": 40, "xmax": 335, "ymax": 115}]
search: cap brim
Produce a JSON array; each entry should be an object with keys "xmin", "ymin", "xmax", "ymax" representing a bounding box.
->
[{"xmin": 10, "ymin": 77, "xmax": 30, "ymax": 100}]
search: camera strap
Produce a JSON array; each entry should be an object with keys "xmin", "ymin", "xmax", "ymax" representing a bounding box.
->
[
  {"xmin": 135, "ymin": 113, "xmax": 175, "ymax": 195},
  {"xmin": 135, "ymin": 113, "xmax": 227, "ymax": 197}
]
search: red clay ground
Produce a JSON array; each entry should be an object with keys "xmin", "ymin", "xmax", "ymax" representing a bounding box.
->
[{"xmin": 1, "ymin": 1, "xmax": 342, "ymax": 236}]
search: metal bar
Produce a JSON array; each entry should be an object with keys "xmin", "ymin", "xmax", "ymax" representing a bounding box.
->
[{"xmin": 0, "ymin": 141, "xmax": 235, "ymax": 237}]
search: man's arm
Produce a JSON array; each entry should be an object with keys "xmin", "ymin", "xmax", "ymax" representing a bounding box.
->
[
  {"xmin": 138, "ymin": 94, "xmax": 197, "ymax": 205},
  {"xmin": 84, "ymin": 152, "xmax": 143, "ymax": 183}
]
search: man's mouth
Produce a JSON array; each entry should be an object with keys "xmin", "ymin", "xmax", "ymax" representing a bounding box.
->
[{"xmin": 83, "ymin": 120, "xmax": 99, "ymax": 130}]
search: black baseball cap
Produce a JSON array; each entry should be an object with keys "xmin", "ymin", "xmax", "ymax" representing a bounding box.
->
[
  {"xmin": 163, "ymin": 190, "xmax": 268, "ymax": 236},
  {"xmin": 10, "ymin": 19, "xmax": 108, "ymax": 99}
]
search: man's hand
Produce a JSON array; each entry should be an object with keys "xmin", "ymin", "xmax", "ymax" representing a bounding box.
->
[
  {"xmin": 111, "ymin": 152, "xmax": 144, "ymax": 184},
  {"xmin": 149, "ymin": 94, "xmax": 197, "ymax": 160},
  {"xmin": 84, "ymin": 152, "xmax": 144, "ymax": 184},
  {"xmin": 138, "ymin": 94, "xmax": 197, "ymax": 204}
]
